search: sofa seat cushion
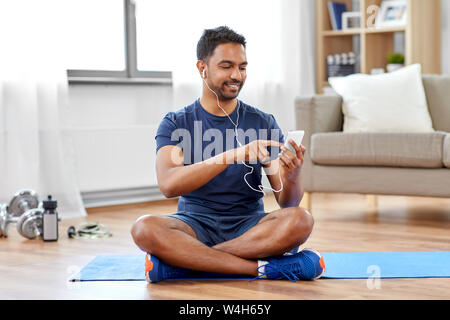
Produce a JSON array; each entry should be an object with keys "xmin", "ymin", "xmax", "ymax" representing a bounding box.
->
[
  {"xmin": 444, "ymin": 134, "xmax": 450, "ymax": 168},
  {"xmin": 310, "ymin": 132, "xmax": 446, "ymax": 168}
]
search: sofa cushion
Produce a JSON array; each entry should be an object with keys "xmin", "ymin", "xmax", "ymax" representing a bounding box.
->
[
  {"xmin": 422, "ymin": 75, "xmax": 450, "ymax": 132},
  {"xmin": 310, "ymin": 132, "xmax": 445, "ymax": 168},
  {"xmin": 328, "ymin": 64, "xmax": 434, "ymax": 133},
  {"xmin": 444, "ymin": 134, "xmax": 450, "ymax": 168}
]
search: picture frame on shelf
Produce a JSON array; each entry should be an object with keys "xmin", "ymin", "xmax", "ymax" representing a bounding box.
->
[
  {"xmin": 375, "ymin": 0, "xmax": 407, "ymax": 28},
  {"xmin": 342, "ymin": 12, "xmax": 362, "ymax": 30}
]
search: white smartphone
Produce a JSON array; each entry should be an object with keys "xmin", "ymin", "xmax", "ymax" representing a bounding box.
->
[{"xmin": 284, "ymin": 130, "xmax": 305, "ymax": 153}]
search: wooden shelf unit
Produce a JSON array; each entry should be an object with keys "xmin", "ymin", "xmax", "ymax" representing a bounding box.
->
[{"xmin": 316, "ymin": 0, "xmax": 442, "ymax": 93}]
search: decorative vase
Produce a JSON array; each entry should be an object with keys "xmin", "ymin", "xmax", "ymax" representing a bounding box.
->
[{"xmin": 386, "ymin": 64, "xmax": 404, "ymax": 73}]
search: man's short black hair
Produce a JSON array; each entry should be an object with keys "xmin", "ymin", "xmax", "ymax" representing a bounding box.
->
[{"xmin": 197, "ymin": 26, "xmax": 246, "ymax": 61}]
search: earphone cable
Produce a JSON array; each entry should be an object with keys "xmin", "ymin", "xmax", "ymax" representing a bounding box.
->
[{"xmin": 202, "ymin": 76, "xmax": 283, "ymax": 194}]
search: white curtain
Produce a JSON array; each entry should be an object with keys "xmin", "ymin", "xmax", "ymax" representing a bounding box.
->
[
  {"xmin": 136, "ymin": 0, "xmax": 316, "ymax": 131},
  {"xmin": 443, "ymin": 0, "xmax": 450, "ymax": 75},
  {"xmin": 0, "ymin": 1, "xmax": 86, "ymax": 219}
]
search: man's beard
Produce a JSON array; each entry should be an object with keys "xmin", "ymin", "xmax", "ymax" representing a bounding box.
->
[{"xmin": 212, "ymin": 81, "xmax": 243, "ymax": 100}]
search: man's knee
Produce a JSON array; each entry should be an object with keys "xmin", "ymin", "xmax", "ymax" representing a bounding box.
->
[
  {"xmin": 289, "ymin": 207, "xmax": 314, "ymax": 244},
  {"xmin": 131, "ymin": 215, "xmax": 164, "ymax": 252}
]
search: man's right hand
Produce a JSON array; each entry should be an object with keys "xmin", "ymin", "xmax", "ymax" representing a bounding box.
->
[{"xmin": 233, "ymin": 140, "xmax": 283, "ymax": 164}]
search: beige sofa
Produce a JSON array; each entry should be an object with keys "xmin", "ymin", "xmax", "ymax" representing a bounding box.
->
[{"xmin": 295, "ymin": 75, "xmax": 450, "ymax": 211}]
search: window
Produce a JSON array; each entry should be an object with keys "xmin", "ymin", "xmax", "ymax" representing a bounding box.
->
[
  {"xmin": 65, "ymin": 0, "xmax": 125, "ymax": 71},
  {"xmin": 67, "ymin": 0, "xmax": 171, "ymax": 84}
]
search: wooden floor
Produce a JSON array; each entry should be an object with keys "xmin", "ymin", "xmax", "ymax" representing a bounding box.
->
[{"xmin": 1, "ymin": 193, "xmax": 449, "ymax": 300}]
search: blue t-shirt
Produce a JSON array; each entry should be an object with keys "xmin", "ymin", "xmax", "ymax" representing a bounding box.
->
[{"xmin": 155, "ymin": 99, "xmax": 284, "ymax": 214}]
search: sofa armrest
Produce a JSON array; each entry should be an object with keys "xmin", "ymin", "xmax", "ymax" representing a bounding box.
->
[
  {"xmin": 295, "ymin": 94, "xmax": 343, "ymax": 191},
  {"xmin": 295, "ymin": 95, "xmax": 343, "ymax": 134}
]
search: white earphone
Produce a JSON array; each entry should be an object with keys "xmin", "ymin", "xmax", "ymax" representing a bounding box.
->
[{"xmin": 200, "ymin": 67, "xmax": 283, "ymax": 194}]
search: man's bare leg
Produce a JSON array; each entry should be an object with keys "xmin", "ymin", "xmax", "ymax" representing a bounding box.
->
[
  {"xmin": 212, "ymin": 206, "xmax": 314, "ymax": 259},
  {"xmin": 131, "ymin": 206, "xmax": 313, "ymax": 276},
  {"xmin": 131, "ymin": 215, "xmax": 258, "ymax": 276}
]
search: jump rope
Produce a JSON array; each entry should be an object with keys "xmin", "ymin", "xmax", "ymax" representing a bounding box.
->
[{"xmin": 201, "ymin": 68, "xmax": 284, "ymax": 194}]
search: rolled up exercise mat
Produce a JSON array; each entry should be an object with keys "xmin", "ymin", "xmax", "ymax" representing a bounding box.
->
[{"xmin": 69, "ymin": 251, "xmax": 450, "ymax": 281}]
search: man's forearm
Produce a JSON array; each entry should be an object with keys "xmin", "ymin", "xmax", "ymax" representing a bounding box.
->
[
  {"xmin": 277, "ymin": 173, "xmax": 304, "ymax": 208},
  {"xmin": 162, "ymin": 149, "xmax": 236, "ymax": 197}
]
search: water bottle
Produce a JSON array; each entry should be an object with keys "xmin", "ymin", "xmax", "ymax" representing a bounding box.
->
[{"xmin": 42, "ymin": 195, "xmax": 58, "ymax": 241}]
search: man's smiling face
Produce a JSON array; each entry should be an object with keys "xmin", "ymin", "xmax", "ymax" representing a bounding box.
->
[{"xmin": 205, "ymin": 42, "xmax": 247, "ymax": 100}]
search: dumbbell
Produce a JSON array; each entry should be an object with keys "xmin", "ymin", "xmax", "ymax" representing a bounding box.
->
[
  {"xmin": 0, "ymin": 204, "xmax": 9, "ymax": 237},
  {"xmin": 8, "ymin": 189, "xmax": 40, "ymax": 220},
  {"xmin": 16, "ymin": 208, "xmax": 44, "ymax": 239},
  {"xmin": 0, "ymin": 189, "xmax": 40, "ymax": 238}
]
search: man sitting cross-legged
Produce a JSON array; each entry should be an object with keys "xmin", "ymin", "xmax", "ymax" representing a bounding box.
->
[{"xmin": 131, "ymin": 26, "xmax": 325, "ymax": 283}]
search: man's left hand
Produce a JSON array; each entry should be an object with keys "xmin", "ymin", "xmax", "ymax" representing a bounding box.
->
[{"xmin": 278, "ymin": 140, "xmax": 305, "ymax": 182}]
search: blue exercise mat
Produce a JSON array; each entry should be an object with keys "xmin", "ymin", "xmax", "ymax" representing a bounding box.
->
[
  {"xmin": 321, "ymin": 251, "xmax": 450, "ymax": 279},
  {"xmin": 70, "ymin": 251, "xmax": 450, "ymax": 281},
  {"xmin": 70, "ymin": 254, "xmax": 252, "ymax": 281}
]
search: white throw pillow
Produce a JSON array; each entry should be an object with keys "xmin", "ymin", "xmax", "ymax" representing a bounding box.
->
[{"xmin": 329, "ymin": 64, "xmax": 434, "ymax": 133}]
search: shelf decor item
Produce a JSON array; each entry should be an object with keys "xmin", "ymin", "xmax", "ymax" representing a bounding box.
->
[
  {"xmin": 375, "ymin": 0, "xmax": 407, "ymax": 28},
  {"xmin": 342, "ymin": 11, "xmax": 362, "ymax": 30},
  {"xmin": 371, "ymin": 68, "xmax": 386, "ymax": 75},
  {"xmin": 327, "ymin": 52, "xmax": 356, "ymax": 78},
  {"xmin": 386, "ymin": 52, "xmax": 405, "ymax": 72},
  {"xmin": 328, "ymin": 1, "xmax": 348, "ymax": 30}
]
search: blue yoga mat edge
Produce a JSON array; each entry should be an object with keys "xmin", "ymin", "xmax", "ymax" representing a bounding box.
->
[{"xmin": 70, "ymin": 251, "xmax": 450, "ymax": 281}]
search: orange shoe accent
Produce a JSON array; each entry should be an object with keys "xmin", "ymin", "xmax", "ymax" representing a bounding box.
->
[
  {"xmin": 145, "ymin": 254, "xmax": 154, "ymax": 273},
  {"xmin": 319, "ymin": 256, "xmax": 325, "ymax": 270}
]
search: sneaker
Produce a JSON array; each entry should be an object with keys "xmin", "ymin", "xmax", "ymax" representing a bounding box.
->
[
  {"xmin": 255, "ymin": 248, "xmax": 325, "ymax": 281},
  {"xmin": 145, "ymin": 253, "xmax": 191, "ymax": 283}
]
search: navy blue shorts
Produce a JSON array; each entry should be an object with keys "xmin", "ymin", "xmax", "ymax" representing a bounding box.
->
[{"xmin": 168, "ymin": 211, "xmax": 299, "ymax": 254}]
